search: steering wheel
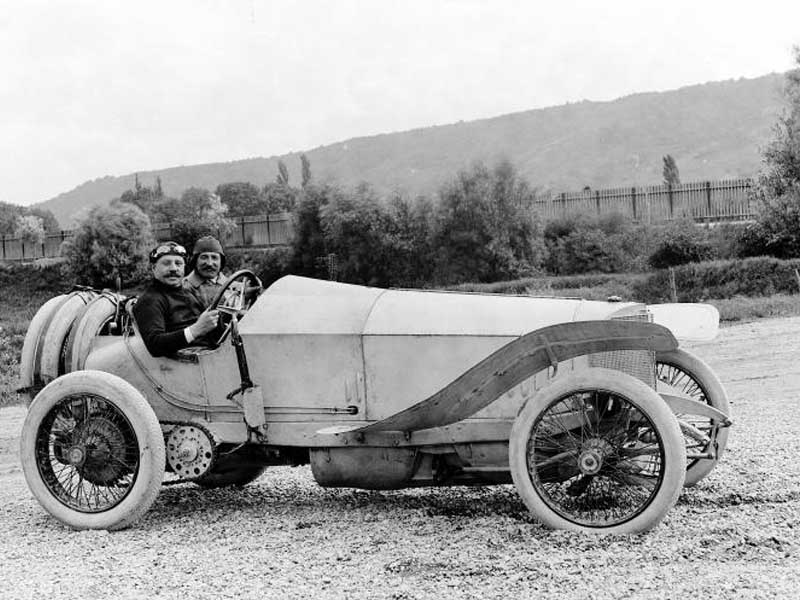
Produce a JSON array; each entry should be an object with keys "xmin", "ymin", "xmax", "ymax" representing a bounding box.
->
[{"xmin": 207, "ymin": 270, "xmax": 263, "ymax": 342}]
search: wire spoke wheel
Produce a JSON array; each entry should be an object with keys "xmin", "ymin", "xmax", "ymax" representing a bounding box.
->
[
  {"xmin": 21, "ymin": 370, "xmax": 165, "ymax": 530},
  {"xmin": 528, "ymin": 390, "xmax": 665, "ymax": 528},
  {"xmin": 36, "ymin": 394, "xmax": 140, "ymax": 513},
  {"xmin": 656, "ymin": 349, "xmax": 729, "ymax": 487},
  {"xmin": 509, "ymin": 368, "xmax": 685, "ymax": 533}
]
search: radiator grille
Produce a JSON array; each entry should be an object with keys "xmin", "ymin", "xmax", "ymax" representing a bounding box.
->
[{"xmin": 588, "ymin": 310, "xmax": 656, "ymax": 388}]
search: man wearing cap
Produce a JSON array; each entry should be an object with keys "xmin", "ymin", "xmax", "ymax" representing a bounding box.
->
[
  {"xmin": 133, "ymin": 241, "xmax": 221, "ymax": 357},
  {"xmin": 183, "ymin": 236, "xmax": 228, "ymax": 308}
]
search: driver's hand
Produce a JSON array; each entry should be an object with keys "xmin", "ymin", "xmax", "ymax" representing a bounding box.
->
[{"xmin": 190, "ymin": 308, "xmax": 220, "ymax": 337}]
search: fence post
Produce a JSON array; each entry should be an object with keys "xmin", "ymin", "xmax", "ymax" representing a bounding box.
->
[
  {"xmin": 240, "ymin": 217, "xmax": 246, "ymax": 246},
  {"xmin": 560, "ymin": 193, "xmax": 566, "ymax": 217},
  {"xmin": 595, "ymin": 190, "xmax": 601, "ymax": 215},
  {"xmin": 266, "ymin": 215, "xmax": 271, "ymax": 246},
  {"xmin": 705, "ymin": 181, "xmax": 712, "ymax": 217},
  {"xmin": 667, "ymin": 184, "xmax": 674, "ymax": 219},
  {"xmin": 21, "ymin": 240, "xmax": 25, "ymax": 261},
  {"xmin": 1, "ymin": 234, "xmax": 4, "ymax": 260},
  {"xmin": 631, "ymin": 187, "xmax": 637, "ymax": 220}
]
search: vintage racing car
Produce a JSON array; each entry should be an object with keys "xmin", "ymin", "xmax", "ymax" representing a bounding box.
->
[{"xmin": 18, "ymin": 272, "xmax": 731, "ymax": 533}]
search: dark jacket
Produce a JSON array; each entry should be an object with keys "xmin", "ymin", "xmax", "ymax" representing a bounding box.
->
[{"xmin": 133, "ymin": 280, "xmax": 208, "ymax": 356}]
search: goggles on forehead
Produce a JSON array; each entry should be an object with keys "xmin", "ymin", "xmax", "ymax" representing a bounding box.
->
[{"xmin": 149, "ymin": 242, "xmax": 187, "ymax": 263}]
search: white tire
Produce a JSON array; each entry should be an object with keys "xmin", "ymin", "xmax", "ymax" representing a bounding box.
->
[
  {"xmin": 509, "ymin": 368, "xmax": 685, "ymax": 534},
  {"xmin": 20, "ymin": 370, "xmax": 165, "ymax": 530}
]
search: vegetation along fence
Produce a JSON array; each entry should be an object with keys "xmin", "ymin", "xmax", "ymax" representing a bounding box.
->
[
  {"xmin": 1, "ymin": 212, "xmax": 292, "ymax": 262},
  {"xmin": 1, "ymin": 179, "xmax": 757, "ymax": 262}
]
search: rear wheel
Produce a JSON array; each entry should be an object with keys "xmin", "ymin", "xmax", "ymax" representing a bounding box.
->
[
  {"xmin": 20, "ymin": 370, "xmax": 165, "ymax": 530},
  {"xmin": 509, "ymin": 368, "xmax": 685, "ymax": 533},
  {"xmin": 656, "ymin": 349, "xmax": 729, "ymax": 486}
]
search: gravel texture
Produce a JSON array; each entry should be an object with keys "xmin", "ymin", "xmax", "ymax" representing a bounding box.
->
[{"xmin": 2, "ymin": 317, "xmax": 800, "ymax": 599}]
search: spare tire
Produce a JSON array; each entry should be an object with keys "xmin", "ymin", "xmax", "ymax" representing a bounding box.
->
[
  {"xmin": 38, "ymin": 290, "xmax": 98, "ymax": 385},
  {"xmin": 19, "ymin": 294, "xmax": 70, "ymax": 401},
  {"xmin": 63, "ymin": 292, "xmax": 125, "ymax": 372}
]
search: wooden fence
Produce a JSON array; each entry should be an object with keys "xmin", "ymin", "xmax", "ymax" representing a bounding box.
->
[
  {"xmin": 1, "ymin": 179, "xmax": 759, "ymax": 262},
  {"xmin": 534, "ymin": 178, "xmax": 754, "ymax": 223}
]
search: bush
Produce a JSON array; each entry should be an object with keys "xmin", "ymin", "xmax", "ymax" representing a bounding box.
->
[
  {"xmin": 632, "ymin": 256, "xmax": 800, "ymax": 303},
  {"xmin": 647, "ymin": 219, "xmax": 715, "ymax": 269},
  {"xmin": 544, "ymin": 213, "xmax": 650, "ymax": 275},
  {"xmin": 62, "ymin": 202, "xmax": 154, "ymax": 288}
]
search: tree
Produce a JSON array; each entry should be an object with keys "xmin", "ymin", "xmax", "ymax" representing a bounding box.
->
[
  {"xmin": 300, "ymin": 154, "xmax": 312, "ymax": 188},
  {"xmin": 25, "ymin": 207, "xmax": 60, "ymax": 232},
  {"xmin": 289, "ymin": 183, "xmax": 333, "ymax": 278},
  {"xmin": 320, "ymin": 183, "xmax": 396, "ymax": 286},
  {"xmin": 14, "ymin": 215, "xmax": 45, "ymax": 247},
  {"xmin": 216, "ymin": 182, "xmax": 263, "ymax": 217},
  {"xmin": 151, "ymin": 187, "xmax": 235, "ymax": 250},
  {"xmin": 662, "ymin": 154, "xmax": 681, "ymax": 186},
  {"xmin": 384, "ymin": 193, "xmax": 436, "ymax": 286},
  {"xmin": 751, "ymin": 46, "xmax": 800, "ymax": 257},
  {"xmin": 276, "ymin": 160, "xmax": 290, "ymax": 186},
  {"xmin": 0, "ymin": 202, "xmax": 60, "ymax": 235},
  {"xmin": 263, "ymin": 182, "xmax": 298, "ymax": 213},
  {"xmin": 432, "ymin": 160, "xmax": 544, "ymax": 284},
  {"xmin": 118, "ymin": 176, "xmax": 163, "ymax": 215},
  {"xmin": 62, "ymin": 201, "xmax": 154, "ymax": 287}
]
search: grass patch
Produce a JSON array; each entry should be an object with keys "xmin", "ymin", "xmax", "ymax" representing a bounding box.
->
[
  {"xmin": 0, "ymin": 289, "xmax": 53, "ymax": 407},
  {"xmin": 708, "ymin": 294, "xmax": 800, "ymax": 323}
]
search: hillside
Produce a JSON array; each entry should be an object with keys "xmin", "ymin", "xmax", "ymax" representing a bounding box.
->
[{"xmin": 38, "ymin": 73, "xmax": 786, "ymax": 228}]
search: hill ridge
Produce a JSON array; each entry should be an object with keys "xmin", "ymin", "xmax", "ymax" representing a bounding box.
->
[{"xmin": 37, "ymin": 72, "xmax": 786, "ymax": 228}]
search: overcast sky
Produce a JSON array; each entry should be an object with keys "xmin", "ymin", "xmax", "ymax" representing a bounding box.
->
[{"xmin": 3, "ymin": 0, "xmax": 800, "ymax": 206}]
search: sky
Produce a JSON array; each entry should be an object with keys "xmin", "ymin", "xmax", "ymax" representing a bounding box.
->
[{"xmin": 2, "ymin": 0, "xmax": 800, "ymax": 207}]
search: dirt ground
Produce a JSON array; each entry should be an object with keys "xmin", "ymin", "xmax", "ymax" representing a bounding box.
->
[{"xmin": 1, "ymin": 317, "xmax": 800, "ymax": 599}]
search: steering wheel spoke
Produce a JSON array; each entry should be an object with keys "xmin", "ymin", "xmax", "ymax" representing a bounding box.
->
[{"xmin": 207, "ymin": 270, "xmax": 262, "ymax": 346}]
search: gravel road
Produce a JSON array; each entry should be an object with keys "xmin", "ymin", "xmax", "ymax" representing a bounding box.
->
[{"xmin": 2, "ymin": 317, "xmax": 800, "ymax": 599}]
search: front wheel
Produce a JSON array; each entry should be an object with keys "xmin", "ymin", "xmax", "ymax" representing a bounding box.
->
[
  {"xmin": 20, "ymin": 370, "xmax": 165, "ymax": 530},
  {"xmin": 509, "ymin": 368, "xmax": 685, "ymax": 534}
]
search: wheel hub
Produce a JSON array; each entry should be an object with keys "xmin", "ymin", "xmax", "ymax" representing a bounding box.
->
[
  {"xmin": 66, "ymin": 446, "xmax": 86, "ymax": 466},
  {"xmin": 578, "ymin": 450, "xmax": 602, "ymax": 475},
  {"xmin": 577, "ymin": 438, "xmax": 613, "ymax": 475},
  {"xmin": 73, "ymin": 416, "xmax": 130, "ymax": 485},
  {"xmin": 166, "ymin": 424, "xmax": 215, "ymax": 479}
]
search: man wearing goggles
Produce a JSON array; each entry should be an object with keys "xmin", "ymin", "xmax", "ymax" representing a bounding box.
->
[{"xmin": 133, "ymin": 242, "xmax": 221, "ymax": 356}]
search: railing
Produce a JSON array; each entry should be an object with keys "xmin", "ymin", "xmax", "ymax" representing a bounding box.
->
[
  {"xmin": 1, "ymin": 180, "xmax": 760, "ymax": 262},
  {"xmin": 534, "ymin": 178, "xmax": 755, "ymax": 223}
]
